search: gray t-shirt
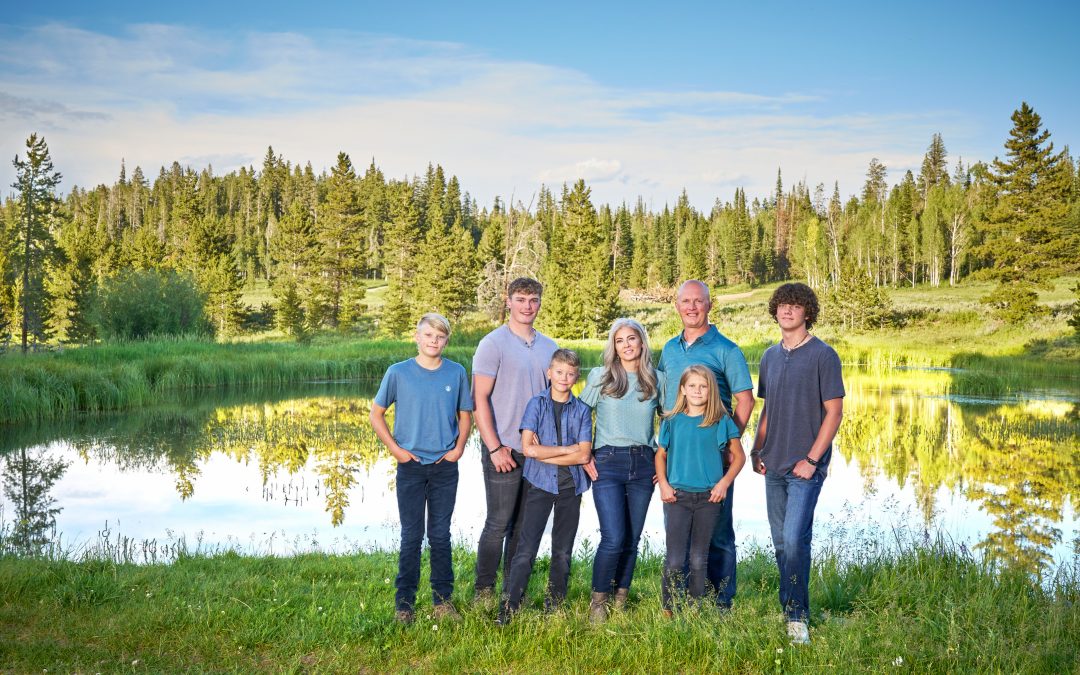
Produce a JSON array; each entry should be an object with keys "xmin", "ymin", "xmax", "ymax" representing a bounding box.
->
[
  {"xmin": 472, "ymin": 324, "xmax": 558, "ymax": 452},
  {"xmin": 756, "ymin": 336, "xmax": 845, "ymax": 476}
]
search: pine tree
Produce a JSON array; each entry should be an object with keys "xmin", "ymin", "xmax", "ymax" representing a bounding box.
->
[
  {"xmin": 977, "ymin": 103, "xmax": 1075, "ymax": 322},
  {"xmin": 380, "ymin": 181, "xmax": 422, "ymax": 335},
  {"xmin": 11, "ymin": 134, "xmax": 62, "ymax": 353},
  {"xmin": 312, "ymin": 152, "xmax": 365, "ymax": 329},
  {"xmin": 918, "ymin": 133, "xmax": 950, "ymax": 200},
  {"xmin": 538, "ymin": 180, "xmax": 619, "ymax": 338}
]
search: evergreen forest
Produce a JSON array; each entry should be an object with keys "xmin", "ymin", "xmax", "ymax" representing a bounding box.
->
[{"xmin": 3, "ymin": 102, "xmax": 1078, "ymax": 348}]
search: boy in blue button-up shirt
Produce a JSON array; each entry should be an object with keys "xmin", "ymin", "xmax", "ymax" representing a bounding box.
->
[{"xmin": 497, "ymin": 349, "xmax": 594, "ymax": 624}]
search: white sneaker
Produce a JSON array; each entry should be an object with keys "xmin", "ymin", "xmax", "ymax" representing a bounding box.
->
[{"xmin": 787, "ymin": 620, "xmax": 810, "ymax": 645}]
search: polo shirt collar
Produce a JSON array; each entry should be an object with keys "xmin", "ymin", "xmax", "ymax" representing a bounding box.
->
[{"xmin": 680, "ymin": 324, "xmax": 719, "ymax": 349}]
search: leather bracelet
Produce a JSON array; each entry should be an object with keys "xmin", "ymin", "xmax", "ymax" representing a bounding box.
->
[
  {"xmin": 804, "ymin": 455, "xmax": 819, "ymax": 466},
  {"xmin": 489, "ymin": 444, "xmax": 506, "ymax": 455}
]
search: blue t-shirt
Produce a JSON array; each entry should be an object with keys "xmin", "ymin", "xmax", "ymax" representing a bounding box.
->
[
  {"xmin": 657, "ymin": 325, "xmax": 753, "ymax": 415},
  {"xmin": 578, "ymin": 368, "xmax": 667, "ymax": 448},
  {"xmin": 658, "ymin": 412, "xmax": 741, "ymax": 492},
  {"xmin": 519, "ymin": 389, "xmax": 593, "ymax": 495},
  {"xmin": 374, "ymin": 358, "xmax": 474, "ymax": 463}
]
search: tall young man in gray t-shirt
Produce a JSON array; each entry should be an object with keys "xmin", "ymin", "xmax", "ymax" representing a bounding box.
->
[
  {"xmin": 472, "ymin": 278, "xmax": 558, "ymax": 598},
  {"xmin": 751, "ymin": 283, "xmax": 845, "ymax": 645}
]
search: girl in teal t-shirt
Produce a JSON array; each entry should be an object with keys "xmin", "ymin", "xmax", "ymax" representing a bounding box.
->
[{"xmin": 654, "ymin": 364, "xmax": 745, "ymax": 613}]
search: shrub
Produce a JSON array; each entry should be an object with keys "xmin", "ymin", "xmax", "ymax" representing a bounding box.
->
[{"xmin": 91, "ymin": 269, "xmax": 211, "ymax": 341}]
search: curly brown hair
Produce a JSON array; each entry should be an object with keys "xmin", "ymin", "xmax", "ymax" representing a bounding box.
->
[{"xmin": 767, "ymin": 283, "xmax": 820, "ymax": 329}]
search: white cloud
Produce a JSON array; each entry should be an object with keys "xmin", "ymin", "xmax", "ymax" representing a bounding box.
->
[{"xmin": 0, "ymin": 22, "xmax": 979, "ymax": 210}]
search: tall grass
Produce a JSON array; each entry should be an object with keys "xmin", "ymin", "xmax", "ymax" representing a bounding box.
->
[{"xmin": 1, "ymin": 532, "xmax": 1076, "ymax": 673}]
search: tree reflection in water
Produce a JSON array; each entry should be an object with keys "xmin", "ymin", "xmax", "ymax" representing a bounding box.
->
[{"xmin": 837, "ymin": 370, "xmax": 1080, "ymax": 578}]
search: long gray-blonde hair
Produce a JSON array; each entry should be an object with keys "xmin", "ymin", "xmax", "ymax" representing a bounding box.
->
[{"xmin": 599, "ymin": 318, "xmax": 658, "ymax": 402}]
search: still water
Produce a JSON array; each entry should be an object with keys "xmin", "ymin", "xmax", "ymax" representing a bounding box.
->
[{"xmin": 2, "ymin": 368, "xmax": 1077, "ymax": 577}]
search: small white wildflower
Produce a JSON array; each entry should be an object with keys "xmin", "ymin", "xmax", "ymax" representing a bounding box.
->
[
  {"xmin": 432, "ymin": 624, "xmax": 438, "ymax": 632},
  {"xmin": 893, "ymin": 656, "xmax": 903, "ymax": 667},
  {"xmin": 145, "ymin": 592, "xmax": 151, "ymax": 598},
  {"xmin": 384, "ymin": 578, "xmax": 391, "ymax": 584},
  {"xmin": 132, "ymin": 660, "xmax": 139, "ymax": 666},
  {"xmin": 317, "ymin": 606, "xmax": 323, "ymax": 612},
  {"xmin": 776, "ymin": 648, "xmax": 783, "ymax": 654}
]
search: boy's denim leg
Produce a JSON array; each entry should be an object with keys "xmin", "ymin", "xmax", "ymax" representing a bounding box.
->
[
  {"xmin": 547, "ymin": 485, "xmax": 581, "ymax": 604},
  {"xmin": 475, "ymin": 446, "xmax": 526, "ymax": 592},
  {"xmin": 765, "ymin": 469, "xmax": 825, "ymax": 623},
  {"xmin": 426, "ymin": 460, "xmax": 459, "ymax": 606},
  {"xmin": 616, "ymin": 447, "xmax": 656, "ymax": 590},
  {"xmin": 502, "ymin": 482, "xmax": 555, "ymax": 611},
  {"xmin": 395, "ymin": 460, "xmax": 426, "ymax": 612},
  {"xmin": 707, "ymin": 482, "xmax": 737, "ymax": 608},
  {"xmin": 591, "ymin": 447, "xmax": 631, "ymax": 592}
]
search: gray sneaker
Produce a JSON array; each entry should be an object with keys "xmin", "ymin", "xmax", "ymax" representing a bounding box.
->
[{"xmin": 787, "ymin": 620, "xmax": 810, "ymax": 645}]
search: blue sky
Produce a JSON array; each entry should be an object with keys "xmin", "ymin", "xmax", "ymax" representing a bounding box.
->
[{"xmin": 1, "ymin": 1, "xmax": 1077, "ymax": 209}]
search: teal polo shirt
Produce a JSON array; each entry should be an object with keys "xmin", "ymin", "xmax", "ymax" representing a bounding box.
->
[{"xmin": 657, "ymin": 324, "xmax": 753, "ymax": 414}]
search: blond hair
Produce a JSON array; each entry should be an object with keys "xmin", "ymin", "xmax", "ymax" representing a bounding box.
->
[
  {"xmin": 599, "ymin": 318, "xmax": 658, "ymax": 401},
  {"xmin": 550, "ymin": 348, "xmax": 580, "ymax": 370},
  {"xmin": 665, "ymin": 365, "xmax": 728, "ymax": 427},
  {"xmin": 416, "ymin": 312, "xmax": 451, "ymax": 335}
]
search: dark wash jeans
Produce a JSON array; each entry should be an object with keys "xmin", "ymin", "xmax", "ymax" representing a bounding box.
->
[
  {"xmin": 662, "ymin": 490, "xmax": 722, "ymax": 611},
  {"xmin": 474, "ymin": 444, "xmax": 528, "ymax": 592},
  {"xmin": 707, "ymin": 481, "xmax": 737, "ymax": 607},
  {"xmin": 765, "ymin": 468, "xmax": 825, "ymax": 622},
  {"xmin": 503, "ymin": 480, "xmax": 581, "ymax": 611},
  {"xmin": 590, "ymin": 445, "xmax": 655, "ymax": 593},
  {"xmin": 395, "ymin": 459, "xmax": 459, "ymax": 612}
]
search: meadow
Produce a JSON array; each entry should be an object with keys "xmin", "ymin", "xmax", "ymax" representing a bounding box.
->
[{"xmin": 0, "ymin": 276, "xmax": 1075, "ymax": 426}]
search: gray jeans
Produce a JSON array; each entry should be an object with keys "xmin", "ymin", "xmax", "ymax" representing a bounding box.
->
[{"xmin": 474, "ymin": 444, "xmax": 527, "ymax": 592}]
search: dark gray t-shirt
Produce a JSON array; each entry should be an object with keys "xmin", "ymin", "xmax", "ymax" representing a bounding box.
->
[{"xmin": 756, "ymin": 336, "xmax": 845, "ymax": 476}]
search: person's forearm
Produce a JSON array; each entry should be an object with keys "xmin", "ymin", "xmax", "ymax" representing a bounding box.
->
[
  {"xmin": 473, "ymin": 397, "xmax": 501, "ymax": 450},
  {"xmin": 453, "ymin": 411, "xmax": 472, "ymax": 453},
  {"xmin": 752, "ymin": 407, "xmax": 768, "ymax": 453},
  {"xmin": 531, "ymin": 442, "xmax": 592, "ymax": 466},
  {"xmin": 369, "ymin": 409, "xmax": 400, "ymax": 453},
  {"xmin": 732, "ymin": 390, "xmax": 755, "ymax": 433},
  {"xmin": 806, "ymin": 406, "xmax": 843, "ymax": 462}
]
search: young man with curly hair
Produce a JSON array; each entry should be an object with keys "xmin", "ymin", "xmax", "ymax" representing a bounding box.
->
[{"xmin": 751, "ymin": 282, "xmax": 845, "ymax": 645}]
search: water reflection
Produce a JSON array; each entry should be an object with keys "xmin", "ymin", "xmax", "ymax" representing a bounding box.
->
[
  {"xmin": 0, "ymin": 371, "xmax": 1077, "ymax": 576},
  {"xmin": 1, "ymin": 448, "xmax": 67, "ymax": 555}
]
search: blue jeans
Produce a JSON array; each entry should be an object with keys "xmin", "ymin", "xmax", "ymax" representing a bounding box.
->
[
  {"xmin": 475, "ymin": 445, "xmax": 527, "ymax": 592},
  {"xmin": 662, "ymin": 490, "xmax": 722, "ymax": 611},
  {"xmin": 591, "ymin": 445, "xmax": 655, "ymax": 593},
  {"xmin": 765, "ymin": 468, "xmax": 825, "ymax": 622},
  {"xmin": 707, "ymin": 482, "xmax": 736, "ymax": 607},
  {"xmin": 395, "ymin": 459, "xmax": 459, "ymax": 611}
]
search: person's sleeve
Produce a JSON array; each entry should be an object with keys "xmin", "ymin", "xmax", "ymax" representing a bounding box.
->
[
  {"xmin": 724, "ymin": 346, "xmax": 754, "ymax": 394},
  {"xmin": 456, "ymin": 366, "xmax": 474, "ymax": 411},
  {"xmin": 756, "ymin": 352, "xmax": 768, "ymax": 399},
  {"xmin": 656, "ymin": 343, "xmax": 667, "ymax": 373},
  {"xmin": 519, "ymin": 396, "xmax": 541, "ymax": 433},
  {"xmin": 820, "ymin": 347, "xmax": 846, "ymax": 401},
  {"xmin": 717, "ymin": 415, "xmax": 741, "ymax": 444},
  {"xmin": 657, "ymin": 418, "xmax": 671, "ymax": 449},
  {"xmin": 374, "ymin": 367, "xmax": 396, "ymax": 408},
  {"xmin": 574, "ymin": 402, "xmax": 593, "ymax": 442},
  {"xmin": 578, "ymin": 368, "xmax": 602, "ymax": 408},
  {"xmin": 472, "ymin": 336, "xmax": 500, "ymax": 378}
]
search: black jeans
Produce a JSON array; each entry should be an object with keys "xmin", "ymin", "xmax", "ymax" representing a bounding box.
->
[
  {"xmin": 662, "ymin": 490, "xmax": 722, "ymax": 611},
  {"xmin": 502, "ymin": 480, "xmax": 581, "ymax": 611},
  {"xmin": 474, "ymin": 444, "xmax": 528, "ymax": 592}
]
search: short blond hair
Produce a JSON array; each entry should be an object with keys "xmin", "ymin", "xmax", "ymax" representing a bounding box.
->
[{"xmin": 416, "ymin": 313, "xmax": 451, "ymax": 335}]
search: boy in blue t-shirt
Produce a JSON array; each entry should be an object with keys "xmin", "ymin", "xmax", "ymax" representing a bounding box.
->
[
  {"xmin": 371, "ymin": 313, "xmax": 474, "ymax": 624},
  {"xmin": 497, "ymin": 349, "xmax": 594, "ymax": 624}
]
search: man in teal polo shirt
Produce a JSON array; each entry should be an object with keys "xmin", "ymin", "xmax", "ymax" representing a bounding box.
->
[{"xmin": 657, "ymin": 279, "xmax": 755, "ymax": 609}]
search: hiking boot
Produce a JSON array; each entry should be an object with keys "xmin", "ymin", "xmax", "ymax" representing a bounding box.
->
[
  {"xmin": 495, "ymin": 604, "xmax": 513, "ymax": 626},
  {"xmin": 613, "ymin": 587, "xmax": 629, "ymax": 611},
  {"xmin": 588, "ymin": 591, "xmax": 609, "ymax": 624},
  {"xmin": 661, "ymin": 609, "xmax": 674, "ymax": 619},
  {"xmin": 473, "ymin": 587, "xmax": 496, "ymax": 609},
  {"xmin": 787, "ymin": 620, "xmax": 810, "ymax": 645},
  {"xmin": 433, "ymin": 602, "xmax": 462, "ymax": 622},
  {"xmin": 395, "ymin": 609, "xmax": 414, "ymax": 625}
]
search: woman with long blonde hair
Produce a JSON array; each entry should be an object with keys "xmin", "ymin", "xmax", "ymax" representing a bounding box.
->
[{"xmin": 578, "ymin": 317, "xmax": 665, "ymax": 622}]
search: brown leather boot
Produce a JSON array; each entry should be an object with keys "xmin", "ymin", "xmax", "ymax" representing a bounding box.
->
[
  {"xmin": 589, "ymin": 591, "xmax": 609, "ymax": 624},
  {"xmin": 613, "ymin": 587, "xmax": 629, "ymax": 611}
]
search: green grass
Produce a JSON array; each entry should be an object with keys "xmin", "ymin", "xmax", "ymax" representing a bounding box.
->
[{"xmin": 1, "ymin": 537, "xmax": 1076, "ymax": 673}]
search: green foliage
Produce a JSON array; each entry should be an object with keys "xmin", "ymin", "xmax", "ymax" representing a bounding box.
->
[
  {"xmin": 980, "ymin": 281, "xmax": 1049, "ymax": 325},
  {"xmin": 1067, "ymin": 282, "xmax": 1080, "ymax": 336},
  {"xmin": 273, "ymin": 277, "xmax": 308, "ymax": 342},
  {"xmin": 824, "ymin": 267, "xmax": 894, "ymax": 330},
  {"xmin": 91, "ymin": 269, "xmax": 210, "ymax": 341},
  {"xmin": 1, "ymin": 448, "xmax": 67, "ymax": 556},
  {"xmin": 10, "ymin": 134, "xmax": 63, "ymax": 353}
]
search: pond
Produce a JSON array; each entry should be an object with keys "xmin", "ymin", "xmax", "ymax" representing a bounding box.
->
[{"xmin": 1, "ymin": 368, "xmax": 1077, "ymax": 578}]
